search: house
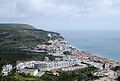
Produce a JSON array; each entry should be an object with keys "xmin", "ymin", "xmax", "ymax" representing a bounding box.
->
[
  {"xmin": 45, "ymin": 70, "xmax": 59, "ymax": 76},
  {"xmin": 51, "ymin": 69, "xmax": 59, "ymax": 76},
  {"xmin": 2, "ymin": 64, "xmax": 13, "ymax": 76},
  {"xmin": 22, "ymin": 69, "xmax": 38, "ymax": 76},
  {"xmin": 94, "ymin": 77, "xmax": 112, "ymax": 81},
  {"xmin": 92, "ymin": 69, "xmax": 117, "ymax": 79}
]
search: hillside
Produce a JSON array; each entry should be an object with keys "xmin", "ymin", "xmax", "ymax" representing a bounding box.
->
[
  {"xmin": 0, "ymin": 24, "xmax": 63, "ymax": 65},
  {"xmin": 0, "ymin": 24, "xmax": 35, "ymax": 30},
  {"xmin": 0, "ymin": 24, "xmax": 63, "ymax": 48}
]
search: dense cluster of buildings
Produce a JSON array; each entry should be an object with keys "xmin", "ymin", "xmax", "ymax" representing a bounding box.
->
[
  {"xmin": 1, "ymin": 38, "xmax": 120, "ymax": 81},
  {"xmin": 15, "ymin": 60, "xmax": 87, "ymax": 77}
]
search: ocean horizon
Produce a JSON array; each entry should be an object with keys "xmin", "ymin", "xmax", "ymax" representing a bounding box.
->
[{"xmin": 60, "ymin": 30, "xmax": 120, "ymax": 61}]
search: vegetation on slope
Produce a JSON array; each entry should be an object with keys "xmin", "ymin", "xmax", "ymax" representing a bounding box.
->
[
  {"xmin": 0, "ymin": 24, "xmax": 63, "ymax": 48},
  {"xmin": 0, "ymin": 24, "xmax": 63, "ymax": 65}
]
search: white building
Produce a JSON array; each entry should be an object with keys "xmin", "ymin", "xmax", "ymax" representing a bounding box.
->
[
  {"xmin": 2, "ymin": 64, "xmax": 13, "ymax": 76},
  {"xmin": 85, "ymin": 61, "xmax": 103, "ymax": 70},
  {"xmin": 16, "ymin": 61, "xmax": 34, "ymax": 70},
  {"xmin": 20, "ymin": 69, "xmax": 38, "ymax": 76},
  {"xmin": 92, "ymin": 69, "xmax": 117, "ymax": 79},
  {"xmin": 62, "ymin": 64, "xmax": 87, "ymax": 71},
  {"xmin": 34, "ymin": 60, "xmax": 81, "ymax": 70},
  {"xmin": 94, "ymin": 77, "xmax": 113, "ymax": 81}
]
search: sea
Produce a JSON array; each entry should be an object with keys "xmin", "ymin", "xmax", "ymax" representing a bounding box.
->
[{"xmin": 59, "ymin": 30, "xmax": 120, "ymax": 61}]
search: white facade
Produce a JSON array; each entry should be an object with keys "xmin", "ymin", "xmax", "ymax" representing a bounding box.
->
[{"xmin": 2, "ymin": 64, "xmax": 12, "ymax": 76}]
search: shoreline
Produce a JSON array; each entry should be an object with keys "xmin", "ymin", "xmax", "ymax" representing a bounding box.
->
[
  {"xmin": 80, "ymin": 49, "xmax": 120, "ymax": 62},
  {"xmin": 64, "ymin": 40, "xmax": 120, "ymax": 62},
  {"xmin": 60, "ymin": 31, "xmax": 120, "ymax": 62},
  {"xmin": 66, "ymin": 41, "xmax": 120, "ymax": 64}
]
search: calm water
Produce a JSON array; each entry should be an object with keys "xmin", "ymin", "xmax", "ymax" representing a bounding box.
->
[{"xmin": 60, "ymin": 30, "xmax": 120, "ymax": 61}]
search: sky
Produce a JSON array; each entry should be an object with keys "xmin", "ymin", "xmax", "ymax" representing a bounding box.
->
[{"xmin": 0, "ymin": 0, "xmax": 120, "ymax": 31}]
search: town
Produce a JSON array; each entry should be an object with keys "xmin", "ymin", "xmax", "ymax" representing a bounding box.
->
[{"xmin": 1, "ymin": 33, "xmax": 120, "ymax": 81}]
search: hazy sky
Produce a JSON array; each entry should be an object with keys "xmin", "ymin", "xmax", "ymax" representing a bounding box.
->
[{"xmin": 0, "ymin": 0, "xmax": 120, "ymax": 31}]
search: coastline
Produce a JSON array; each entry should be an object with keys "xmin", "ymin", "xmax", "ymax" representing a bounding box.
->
[
  {"xmin": 70, "ymin": 43, "xmax": 120, "ymax": 64},
  {"xmin": 60, "ymin": 30, "xmax": 120, "ymax": 62},
  {"xmin": 57, "ymin": 38, "xmax": 119, "ymax": 65}
]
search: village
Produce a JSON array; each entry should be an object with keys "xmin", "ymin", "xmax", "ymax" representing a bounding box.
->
[{"xmin": 1, "ymin": 34, "xmax": 120, "ymax": 81}]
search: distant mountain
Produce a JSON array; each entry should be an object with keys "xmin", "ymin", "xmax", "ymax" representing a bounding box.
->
[{"xmin": 0, "ymin": 24, "xmax": 63, "ymax": 48}]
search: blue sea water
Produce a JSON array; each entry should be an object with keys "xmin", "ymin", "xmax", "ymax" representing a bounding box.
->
[{"xmin": 60, "ymin": 30, "xmax": 120, "ymax": 61}]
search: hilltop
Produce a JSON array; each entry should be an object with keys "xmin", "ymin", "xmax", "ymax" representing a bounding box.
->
[
  {"xmin": 0, "ymin": 24, "xmax": 35, "ymax": 30},
  {"xmin": 0, "ymin": 24, "xmax": 63, "ymax": 48}
]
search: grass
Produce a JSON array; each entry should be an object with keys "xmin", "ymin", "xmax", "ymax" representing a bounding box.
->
[{"xmin": 14, "ymin": 74, "xmax": 44, "ymax": 81}]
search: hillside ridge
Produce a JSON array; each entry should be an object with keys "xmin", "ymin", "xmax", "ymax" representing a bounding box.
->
[{"xmin": 0, "ymin": 23, "xmax": 36, "ymax": 30}]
